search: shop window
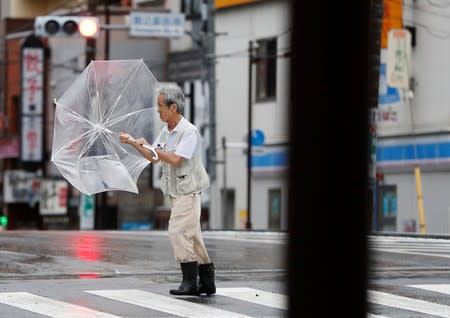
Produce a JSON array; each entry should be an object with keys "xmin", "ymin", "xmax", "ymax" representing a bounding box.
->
[{"xmin": 256, "ymin": 37, "xmax": 277, "ymax": 101}]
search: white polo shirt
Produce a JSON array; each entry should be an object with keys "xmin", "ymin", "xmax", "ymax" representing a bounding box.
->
[{"xmin": 152, "ymin": 117, "xmax": 199, "ymax": 160}]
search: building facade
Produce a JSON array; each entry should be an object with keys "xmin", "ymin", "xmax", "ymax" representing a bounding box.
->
[
  {"xmin": 210, "ymin": 0, "xmax": 291, "ymax": 230},
  {"xmin": 375, "ymin": 0, "xmax": 450, "ymax": 234},
  {"xmin": 0, "ymin": 0, "xmax": 291, "ymax": 231}
]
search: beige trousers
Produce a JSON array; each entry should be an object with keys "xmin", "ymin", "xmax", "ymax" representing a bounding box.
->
[{"xmin": 168, "ymin": 193, "xmax": 211, "ymax": 264}]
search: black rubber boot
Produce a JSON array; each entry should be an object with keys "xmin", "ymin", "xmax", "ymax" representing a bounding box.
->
[
  {"xmin": 170, "ymin": 262, "xmax": 198, "ymax": 295},
  {"xmin": 198, "ymin": 263, "xmax": 216, "ymax": 295}
]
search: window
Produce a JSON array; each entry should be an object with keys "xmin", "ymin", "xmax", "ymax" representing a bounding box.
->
[
  {"xmin": 268, "ymin": 188, "xmax": 282, "ymax": 230},
  {"xmin": 181, "ymin": 0, "xmax": 203, "ymax": 20},
  {"xmin": 256, "ymin": 37, "xmax": 277, "ymax": 101}
]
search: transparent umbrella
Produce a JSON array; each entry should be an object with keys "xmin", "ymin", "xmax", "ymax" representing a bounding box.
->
[{"xmin": 51, "ymin": 59, "xmax": 159, "ymax": 195}]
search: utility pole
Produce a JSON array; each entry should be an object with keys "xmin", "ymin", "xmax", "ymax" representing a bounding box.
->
[
  {"xmin": 86, "ymin": 0, "xmax": 97, "ymax": 65},
  {"xmin": 246, "ymin": 41, "xmax": 254, "ymax": 229},
  {"xmin": 104, "ymin": 0, "xmax": 110, "ymax": 60},
  {"xmin": 206, "ymin": 0, "xmax": 217, "ymax": 182}
]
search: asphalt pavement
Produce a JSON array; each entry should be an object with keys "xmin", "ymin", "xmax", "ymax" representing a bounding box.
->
[{"xmin": 0, "ymin": 230, "xmax": 288, "ymax": 318}]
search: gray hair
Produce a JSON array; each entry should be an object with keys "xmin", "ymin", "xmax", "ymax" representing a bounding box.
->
[{"xmin": 158, "ymin": 85, "xmax": 185, "ymax": 114}]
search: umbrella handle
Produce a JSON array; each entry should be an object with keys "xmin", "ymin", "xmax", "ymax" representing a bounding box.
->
[
  {"xmin": 127, "ymin": 137, "xmax": 158, "ymax": 160},
  {"xmin": 142, "ymin": 144, "xmax": 159, "ymax": 160}
]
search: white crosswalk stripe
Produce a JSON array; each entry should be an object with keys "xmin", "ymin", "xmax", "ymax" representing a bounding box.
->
[
  {"xmin": 409, "ymin": 283, "xmax": 450, "ymax": 295},
  {"xmin": 87, "ymin": 289, "xmax": 254, "ymax": 318},
  {"xmin": 215, "ymin": 287, "xmax": 287, "ymax": 310},
  {"xmin": 0, "ymin": 292, "xmax": 121, "ymax": 318},
  {"xmin": 369, "ymin": 236, "xmax": 450, "ymax": 259},
  {"xmin": 368, "ymin": 289, "xmax": 450, "ymax": 318}
]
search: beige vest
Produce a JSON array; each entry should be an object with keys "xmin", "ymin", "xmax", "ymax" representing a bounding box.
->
[{"xmin": 159, "ymin": 119, "xmax": 209, "ymax": 196}]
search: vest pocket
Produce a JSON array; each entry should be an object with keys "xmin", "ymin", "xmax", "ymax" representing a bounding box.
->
[{"xmin": 175, "ymin": 173, "xmax": 197, "ymax": 194}]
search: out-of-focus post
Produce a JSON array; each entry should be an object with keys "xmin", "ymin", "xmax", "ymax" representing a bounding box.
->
[
  {"xmin": 414, "ymin": 167, "xmax": 427, "ymax": 233},
  {"xmin": 246, "ymin": 41, "xmax": 254, "ymax": 230}
]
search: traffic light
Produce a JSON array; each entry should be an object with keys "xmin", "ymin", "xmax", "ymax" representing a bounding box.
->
[
  {"xmin": 0, "ymin": 215, "xmax": 8, "ymax": 227},
  {"xmin": 34, "ymin": 16, "xmax": 100, "ymax": 38}
]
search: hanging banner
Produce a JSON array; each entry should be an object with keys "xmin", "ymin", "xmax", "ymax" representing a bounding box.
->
[
  {"xmin": 386, "ymin": 28, "xmax": 412, "ymax": 89},
  {"xmin": 21, "ymin": 116, "xmax": 43, "ymax": 161},
  {"xmin": 20, "ymin": 35, "xmax": 45, "ymax": 165},
  {"xmin": 22, "ymin": 48, "xmax": 44, "ymax": 115}
]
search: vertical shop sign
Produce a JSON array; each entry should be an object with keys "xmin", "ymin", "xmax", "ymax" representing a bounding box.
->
[
  {"xmin": 387, "ymin": 29, "xmax": 411, "ymax": 89},
  {"xmin": 21, "ymin": 35, "xmax": 44, "ymax": 164},
  {"xmin": 79, "ymin": 194, "xmax": 95, "ymax": 230}
]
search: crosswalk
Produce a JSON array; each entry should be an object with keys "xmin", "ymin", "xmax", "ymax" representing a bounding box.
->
[
  {"xmin": 0, "ymin": 287, "xmax": 284, "ymax": 318},
  {"xmin": 1, "ymin": 285, "xmax": 450, "ymax": 317},
  {"xmin": 369, "ymin": 235, "xmax": 450, "ymax": 259}
]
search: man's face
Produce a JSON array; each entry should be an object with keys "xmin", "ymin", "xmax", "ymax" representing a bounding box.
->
[{"xmin": 157, "ymin": 94, "xmax": 175, "ymax": 122}]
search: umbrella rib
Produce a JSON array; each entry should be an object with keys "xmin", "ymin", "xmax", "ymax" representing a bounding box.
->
[
  {"xmin": 77, "ymin": 130, "xmax": 101, "ymax": 162},
  {"xmin": 89, "ymin": 64, "xmax": 102, "ymax": 124},
  {"xmin": 57, "ymin": 102, "xmax": 96, "ymax": 127},
  {"xmin": 104, "ymin": 108, "xmax": 150, "ymax": 129},
  {"xmin": 103, "ymin": 61, "xmax": 142, "ymax": 124},
  {"xmin": 51, "ymin": 127, "xmax": 96, "ymax": 160}
]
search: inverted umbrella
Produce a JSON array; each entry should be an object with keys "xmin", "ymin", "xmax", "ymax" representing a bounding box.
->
[{"xmin": 51, "ymin": 59, "xmax": 159, "ymax": 195}]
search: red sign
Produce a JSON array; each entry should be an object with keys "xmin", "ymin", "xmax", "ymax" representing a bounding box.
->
[{"xmin": 0, "ymin": 136, "xmax": 19, "ymax": 159}]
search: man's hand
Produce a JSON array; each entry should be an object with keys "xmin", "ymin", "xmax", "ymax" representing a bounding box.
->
[
  {"xmin": 135, "ymin": 137, "xmax": 149, "ymax": 147},
  {"xmin": 119, "ymin": 133, "xmax": 134, "ymax": 144}
]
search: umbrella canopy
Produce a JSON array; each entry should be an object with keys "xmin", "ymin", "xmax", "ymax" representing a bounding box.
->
[{"xmin": 51, "ymin": 59, "xmax": 159, "ymax": 195}]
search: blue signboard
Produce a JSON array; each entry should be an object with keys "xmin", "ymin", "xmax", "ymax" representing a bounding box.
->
[
  {"xmin": 252, "ymin": 129, "xmax": 265, "ymax": 146},
  {"xmin": 379, "ymin": 63, "xmax": 401, "ymax": 105}
]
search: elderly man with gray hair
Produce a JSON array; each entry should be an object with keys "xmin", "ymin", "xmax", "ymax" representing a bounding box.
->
[{"xmin": 119, "ymin": 85, "xmax": 215, "ymax": 296}]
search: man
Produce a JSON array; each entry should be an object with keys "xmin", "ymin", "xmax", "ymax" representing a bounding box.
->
[{"xmin": 119, "ymin": 85, "xmax": 215, "ymax": 296}]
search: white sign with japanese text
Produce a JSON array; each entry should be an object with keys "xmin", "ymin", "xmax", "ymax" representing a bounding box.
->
[
  {"xmin": 21, "ymin": 116, "xmax": 43, "ymax": 161},
  {"xmin": 3, "ymin": 170, "xmax": 39, "ymax": 205},
  {"xmin": 22, "ymin": 48, "xmax": 44, "ymax": 115},
  {"xmin": 387, "ymin": 29, "xmax": 412, "ymax": 89},
  {"xmin": 129, "ymin": 12, "xmax": 185, "ymax": 38},
  {"xmin": 40, "ymin": 179, "xmax": 68, "ymax": 215}
]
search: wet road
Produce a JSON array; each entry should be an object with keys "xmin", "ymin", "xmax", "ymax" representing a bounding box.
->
[
  {"xmin": 368, "ymin": 234, "xmax": 450, "ymax": 318},
  {"xmin": 0, "ymin": 230, "xmax": 288, "ymax": 317},
  {"xmin": 0, "ymin": 231, "xmax": 287, "ymax": 279}
]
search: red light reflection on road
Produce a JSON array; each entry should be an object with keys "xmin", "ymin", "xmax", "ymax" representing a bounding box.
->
[
  {"xmin": 78, "ymin": 272, "xmax": 99, "ymax": 279},
  {"xmin": 71, "ymin": 233, "xmax": 102, "ymax": 262}
]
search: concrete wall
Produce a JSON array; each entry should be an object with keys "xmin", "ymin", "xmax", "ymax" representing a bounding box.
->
[{"xmin": 385, "ymin": 172, "xmax": 450, "ymax": 234}]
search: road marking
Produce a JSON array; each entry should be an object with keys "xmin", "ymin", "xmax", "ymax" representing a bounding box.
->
[
  {"xmin": 409, "ymin": 284, "xmax": 450, "ymax": 295},
  {"xmin": 367, "ymin": 314, "xmax": 391, "ymax": 318},
  {"xmin": 369, "ymin": 236, "xmax": 450, "ymax": 259},
  {"xmin": 373, "ymin": 248, "xmax": 450, "ymax": 259},
  {"xmin": 368, "ymin": 290, "xmax": 450, "ymax": 318},
  {"xmin": 87, "ymin": 289, "xmax": 253, "ymax": 318},
  {"xmin": 0, "ymin": 292, "xmax": 121, "ymax": 318},
  {"xmin": 215, "ymin": 287, "xmax": 287, "ymax": 310}
]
